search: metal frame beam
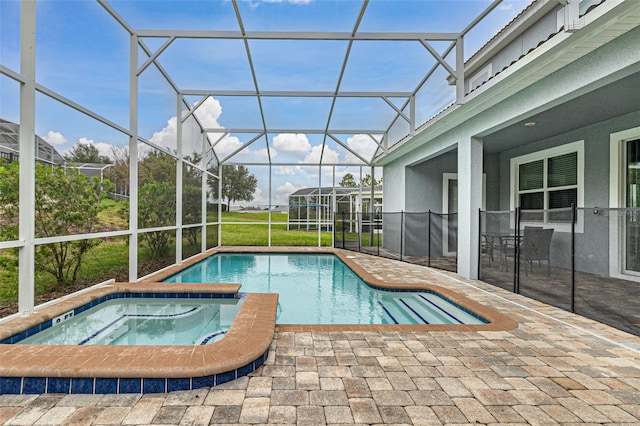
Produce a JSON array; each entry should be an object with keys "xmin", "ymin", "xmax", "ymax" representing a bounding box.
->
[
  {"xmin": 135, "ymin": 30, "xmax": 461, "ymax": 41},
  {"xmin": 180, "ymin": 90, "xmax": 413, "ymax": 97}
]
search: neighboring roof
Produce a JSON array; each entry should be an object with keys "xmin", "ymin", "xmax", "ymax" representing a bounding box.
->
[
  {"xmin": 289, "ymin": 187, "xmax": 352, "ymax": 197},
  {"xmin": 0, "ymin": 119, "xmax": 65, "ymax": 165},
  {"xmin": 65, "ymin": 162, "xmax": 113, "ymax": 170},
  {"xmin": 290, "ymin": 185, "xmax": 383, "ymax": 197}
]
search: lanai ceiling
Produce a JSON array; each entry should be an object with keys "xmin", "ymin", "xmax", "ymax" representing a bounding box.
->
[{"xmin": 97, "ymin": 0, "xmax": 527, "ymax": 167}]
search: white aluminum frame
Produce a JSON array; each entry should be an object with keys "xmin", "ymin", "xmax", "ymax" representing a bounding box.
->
[{"xmin": 0, "ymin": 0, "xmax": 505, "ymax": 314}]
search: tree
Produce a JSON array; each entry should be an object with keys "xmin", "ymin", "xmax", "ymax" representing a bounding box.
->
[
  {"xmin": 65, "ymin": 141, "xmax": 111, "ymax": 164},
  {"xmin": 339, "ymin": 173, "xmax": 357, "ymax": 187},
  {"xmin": 361, "ymin": 174, "xmax": 383, "ymax": 188},
  {"xmin": 181, "ymin": 158, "xmax": 204, "ymax": 245},
  {"xmin": 138, "ymin": 181, "xmax": 176, "ymax": 259},
  {"xmin": 103, "ymin": 146, "xmax": 130, "ymax": 196},
  {"xmin": 0, "ymin": 161, "xmax": 114, "ymax": 285},
  {"xmin": 340, "ymin": 173, "xmax": 382, "ymax": 188},
  {"xmin": 209, "ymin": 165, "xmax": 257, "ymax": 208},
  {"xmin": 139, "ymin": 150, "xmax": 176, "ymax": 186}
]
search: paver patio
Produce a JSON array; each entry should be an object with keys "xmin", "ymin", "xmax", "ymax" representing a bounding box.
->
[{"xmin": 1, "ymin": 250, "xmax": 639, "ymax": 425}]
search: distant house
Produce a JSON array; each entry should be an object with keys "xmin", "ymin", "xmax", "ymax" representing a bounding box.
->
[
  {"xmin": 0, "ymin": 119, "xmax": 64, "ymax": 165},
  {"xmin": 288, "ymin": 186, "xmax": 383, "ymax": 231}
]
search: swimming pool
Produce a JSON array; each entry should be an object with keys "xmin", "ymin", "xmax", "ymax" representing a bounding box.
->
[
  {"xmin": 16, "ymin": 297, "xmax": 243, "ymax": 346},
  {"xmin": 163, "ymin": 253, "xmax": 486, "ymax": 325}
]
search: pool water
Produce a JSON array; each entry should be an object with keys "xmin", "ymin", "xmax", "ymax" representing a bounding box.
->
[
  {"xmin": 18, "ymin": 297, "xmax": 243, "ymax": 346},
  {"xmin": 164, "ymin": 253, "xmax": 486, "ymax": 325}
]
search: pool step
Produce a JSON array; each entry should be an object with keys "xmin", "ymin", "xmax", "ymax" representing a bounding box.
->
[{"xmin": 379, "ymin": 294, "xmax": 483, "ymax": 325}]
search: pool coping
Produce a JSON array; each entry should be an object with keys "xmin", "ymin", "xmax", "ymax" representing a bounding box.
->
[
  {"xmin": 150, "ymin": 247, "xmax": 518, "ymax": 333},
  {"xmin": 0, "ymin": 283, "xmax": 277, "ymax": 394}
]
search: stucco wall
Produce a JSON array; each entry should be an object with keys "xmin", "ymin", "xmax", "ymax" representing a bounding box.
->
[{"xmin": 499, "ymin": 110, "xmax": 640, "ymax": 275}]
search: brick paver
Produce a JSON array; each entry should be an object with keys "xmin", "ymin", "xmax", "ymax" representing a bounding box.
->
[{"xmin": 1, "ymin": 251, "xmax": 639, "ymax": 425}]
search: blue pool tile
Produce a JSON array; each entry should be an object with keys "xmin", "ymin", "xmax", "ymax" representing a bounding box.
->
[
  {"xmin": 71, "ymin": 378, "xmax": 94, "ymax": 394},
  {"xmin": 254, "ymin": 352, "xmax": 267, "ymax": 369},
  {"xmin": 95, "ymin": 378, "xmax": 117, "ymax": 394},
  {"xmin": 238, "ymin": 362, "xmax": 253, "ymax": 378},
  {"xmin": 47, "ymin": 377, "xmax": 71, "ymax": 394},
  {"xmin": 215, "ymin": 370, "xmax": 236, "ymax": 386},
  {"xmin": 167, "ymin": 378, "xmax": 190, "ymax": 392},
  {"xmin": 0, "ymin": 377, "xmax": 22, "ymax": 394},
  {"xmin": 119, "ymin": 378, "xmax": 141, "ymax": 394},
  {"xmin": 143, "ymin": 378, "xmax": 166, "ymax": 393},
  {"xmin": 192, "ymin": 375, "xmax": 213, "ymax": 389},
  {"xmin": 23, "ymin": 377, "xmax": 46, "ymax": 394}
]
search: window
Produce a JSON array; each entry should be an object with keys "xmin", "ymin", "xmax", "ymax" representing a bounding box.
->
[{"xmin": 511, "ymin": 141, "xmax": 583, "ymax": 225}]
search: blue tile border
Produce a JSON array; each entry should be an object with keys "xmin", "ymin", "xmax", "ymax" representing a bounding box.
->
[
  {"xmin": 0, "ymin": 349, "xmax": 269, "ymax": 395},
  {"xmin": 0, "ymin": 377, "xmax": 21, "ymax": 394},
  {"xmin": 95, "ymin": 378, "xmax": 117, "ymax": 394},
  {"xmin": 23, "ymin": 377, "xmax": 46, "ymax": 394},
  {"xmin": 119, "ymin": 378, "xmax": 141, "ymax": 394},
  {"xmin": 143, "ymin": 378, "xmax": 166, "ymax": 394},
  {"xmin": 47, "ymin": 377, "xmax": 71, "ymax": 394}
]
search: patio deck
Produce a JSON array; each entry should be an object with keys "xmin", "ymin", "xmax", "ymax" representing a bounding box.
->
[{"xmin": 1, "ymin": 250, "xmax": 639, "ymax": 425}]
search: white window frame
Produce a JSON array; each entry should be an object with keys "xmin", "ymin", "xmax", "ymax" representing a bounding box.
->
[
  {"xmin": 609, "ymin": 126, "xmax": 640, "ymax": 281},
  {"xmin": 510, "ymin": 140, "xmax": 584, "ymax": 232},
  {"xmin": 442, "ymin": 173, "xmax": 486, "ymax": 257}
]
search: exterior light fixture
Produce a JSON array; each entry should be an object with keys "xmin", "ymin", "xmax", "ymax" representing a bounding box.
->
[{"xmin": 524, "ymin": 121, "xmax": 536, "ymax": 127}]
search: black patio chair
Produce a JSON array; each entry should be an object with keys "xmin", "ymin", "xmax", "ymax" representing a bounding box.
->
[{"xmin": 502, "ymin": 227, "xmax": 554, "ymax": 275}]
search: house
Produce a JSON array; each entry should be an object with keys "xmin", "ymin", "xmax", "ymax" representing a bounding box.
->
[
  {"xmin": 378, "ymin": 0, "xmax": 640, "ymax": 285},
  {"xmin": 288, "ymin": 186, "xmax": 383, "ymax": 231}
]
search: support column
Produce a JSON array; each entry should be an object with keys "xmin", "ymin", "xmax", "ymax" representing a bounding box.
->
[
  {"xmin": 457, "ymin": 136, "xmax": 483, "ymax": 279},
  {"xmin": 218, "ymin": 166, "xmax": 223, "ymax": 247},
  {"xmin": 201, "ymin": 132, "xmax": 207, "ymax": 253},
  {"xmin": 268, "ymin": 164, "xmax": 272, "ymax": 246},
  {"xmin": 176, "ymin": 94, "xmax": 183, "ymax": 264},
  {"xmin": 18, "ymin": 1, "xmax": 37, "ymax": 314},
  {"xmin": 128, "ymin": 34, "xmax": 139, "ymax": 282},
  {"xmin": 456, "ymin": 35, "xmax": 465, "ymax": 105}
]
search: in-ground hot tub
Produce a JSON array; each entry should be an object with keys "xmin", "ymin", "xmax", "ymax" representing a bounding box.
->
[
  {"xmin": 15, "ymin": 295, "xmax": 244, "ymax": 346},
  {"xmin": 0, "ymin": 282, "xmax": 277, "ymax": 395}
]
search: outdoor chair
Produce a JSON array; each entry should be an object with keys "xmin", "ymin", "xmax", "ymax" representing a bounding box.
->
[{"xmin": 501, "ymin": 227, "xmax": 554, "ymax": 275}]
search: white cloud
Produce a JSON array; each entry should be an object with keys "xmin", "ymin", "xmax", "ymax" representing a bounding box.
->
[
  {"xmin": 76, "ymin": 137, "xmax": 116, "ymax": 159},
  {"xmin": 260, "ymin": 0, "xmax": 312, "ymax": 4},
  {"xmin": 43, "ymin": 130, "xmax": 67, "ymax": 146},
  {"xmin": 272, "ymin": 133, "xmax": 311, "ymax": 154},
  {"xmin": 213, "ymin": 135, "xmax": 243, "ymax": 158},
  {"xmin": 499, "ymin": 3, "xmax": 514, "ymax": 12},
  {"xmin": 147, "ymin": 97, "xmax": 268, "ymax": 161},
  {"xmin": 149, "ymin": 97, "xmax": 224, "ymax": 154},
  {"xmin": 276, "ymin": 181, "xmax": 301, "ymax": 195},
  {"xmin": 272, "ymin": 181, "xmax": 301, "ymax": 205},
  {"xmin": 193, "ymin": 97, "xmax": 224, "ymax": 129},
  {"xmin": 275, "ymin": 166, "xmax": 296, "ymax": 176},
  {"xmin": 149, "ymin": 116, "xmax": 178, "ymax": 150},
  {"xmin": 251, "ymin": 187, "xmax": 267, "ymax": 205},
  {"xmin": 302, "ymin": 144, "xmax": 339, "ymax": 164},
  {"xmin": 344, "ymin": 134, "xmax": 379, "ymax": 163}
]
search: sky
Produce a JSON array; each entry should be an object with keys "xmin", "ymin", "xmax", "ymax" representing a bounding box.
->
[{"xmin": 0, "ymin": 0, "xmax": 532, "ymax": 206}]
